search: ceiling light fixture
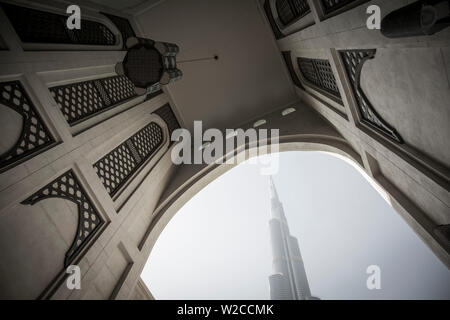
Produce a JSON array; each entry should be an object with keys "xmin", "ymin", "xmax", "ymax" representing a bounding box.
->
[
  {"xmin": 253, "ymin": 119, "xmax": 267, "ymax": 128},
  {"xmin": 282, "ymin": 107, "xmax": 296, "ymax": 116}
]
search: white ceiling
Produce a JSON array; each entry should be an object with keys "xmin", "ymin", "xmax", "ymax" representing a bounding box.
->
[{"xmin": 135, "ymin": 0, "xmax": 297, "ymax": 131}]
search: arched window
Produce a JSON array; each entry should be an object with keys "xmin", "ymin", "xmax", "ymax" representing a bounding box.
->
[
  {"xmin": 1, "ymin": 2, "xmax": 117, "ymax": 49},
  {"xmin": 275, "ymin": 0, "xmax": 311, "ymax": 26}
]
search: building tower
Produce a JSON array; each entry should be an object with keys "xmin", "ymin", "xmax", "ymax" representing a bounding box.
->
[{"xmin": 268, "ymin": 177, "xmax": 316, "ymax": 300}]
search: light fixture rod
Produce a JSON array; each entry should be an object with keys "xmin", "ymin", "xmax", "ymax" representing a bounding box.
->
[{"xmin": 177, "ymin": 55, "xmax": 219, "ymax": 64}]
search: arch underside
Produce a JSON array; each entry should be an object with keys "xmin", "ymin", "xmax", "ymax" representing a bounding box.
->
[
  {"xmin": 135, "ymin": 78, "xmax": 450, "ymax": 269},
  {"xmin": 140, "ymin": 135, "xmax": 363, "ymax": 251},
  {"xmin": 144, "ymin": 157, "xmax": 449, "ymax": 279},
  {"xmin": 142, "ymin": 133, "xmax": 450, "ymax": 270}
]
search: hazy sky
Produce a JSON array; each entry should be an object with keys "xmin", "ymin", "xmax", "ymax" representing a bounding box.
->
[{"xmin": 141, "ymin": 151, "xmax": 450, "ymax": 300}]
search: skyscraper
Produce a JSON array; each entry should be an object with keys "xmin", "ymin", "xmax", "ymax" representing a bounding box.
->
[{"xmin": 268, "ymin": 177, "xmax": 317, "ymax": 300}]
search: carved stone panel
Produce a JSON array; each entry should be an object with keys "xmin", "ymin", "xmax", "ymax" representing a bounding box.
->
[
  {"xmin": 0, "ymin": 81, "xmax": 56, "ymax": 173},
  {"xmin": 22, "ymin": 170, "xmax": 106, "ymax": 268},
  {"xmin": 340, "ymin": 49, "xmax": 403, "ymax": 143}
]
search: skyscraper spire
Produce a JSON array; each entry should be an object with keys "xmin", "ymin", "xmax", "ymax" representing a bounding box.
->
[
  {"xmin": 269, "ymin": 176, "xmax": 279, "ymax": 201},
  {"xmin": 268, "ymin": 176, "xmax": 286, "ymax": 221},
  {"xmin": 268, "ymin": 176, "xmax": 316, "ymax": 300}
]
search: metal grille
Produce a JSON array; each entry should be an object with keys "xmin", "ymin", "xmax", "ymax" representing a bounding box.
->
[
  {"xmin": 123, "ymin": 46, "xmax": 163, "ymax": 88},
  {"xmin": 99, "ymin": 76, "xmax": 136, "ymax": 105},
  {"xmin": 282, "ymin": 51, "xmax": 304, "ymax": 89},
  {"xmin": 340, "ymin": 49, "xmax": 403, "ymax": 143},
  {"xmin": 22, "ymin": 170, "xmax": 105, "ymax": 267},
  {"xmin": 321, "ymin": 0, "xmax": 363, "ymax": 15},
  {"xmin": 276, "ymin": 0, "xmax": 310, "ymax": 25},
  {"xmin": 297, "ymin": 57, "xmax": 341, "ymax": 99},
  {"xmin": 264, "ymin": 0, "xmax": 284, "ymax": 39},
  {"xmin": 94, "ymin": 122, "xmax": 163, "ymax": 197},
  {"xmin": 0, "ymin": 81, "xmax": 56, "ymax": 173},
  {"xmin": 276, "ymin": 0, "xmax": 295, "ymax": 25},
  {"xmin": 153, "ymin": 104, "xmax": 180, "ymax": 140},
  {"xmin": 94, "ymin": 142, "xmax": 138, "ymax": 196},
  {"xmin": 131, "ymin": 124, "xmax": 163, "ymax": 159},
  {"xmin": 291, "ymin": 0, "xmax": 310, "ymax": 15},
  {"xmin": 314, "ymin": 59, "xmax": 341, "ymax": 94},
  {"xmin": 49, "ymin": 75, "xmax": 137, "ymax": 126},
  {"xmin": 101, "ymin": 13, "xmax": 136, "ymax": 49},
  {"xmin": 2, "ymin": 3, "xmax": 116, "ymax": 46},
  {"xmin": 297, "ymin": 58, "xmax": 320, "ymax": 86},
  {"xmin": 67, "ymin": 20, "xmax": 116, "ymax": 46}
]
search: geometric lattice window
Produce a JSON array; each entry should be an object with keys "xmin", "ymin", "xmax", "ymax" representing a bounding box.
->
[
  {"xmin": 320, "ymin": 0, "xmax": 368, "ymax": 16},
  {"xmin": 68, "ymin": 20, "xmax": 115, "ymax": 45},
  {"xmin": 153, "ymin": 103, "xmax": 180, "ymax": 141},
  {"xmin": 99, "ymin": 76, "xmax": 136, "ymax": 105},
  {"xmin": 94, "ymin": 122, "xmax": 164, "ymax": 197},
  {"xmin": 0, "ymin": 80, "xmax": 57, "ymax": 173},
  {"xmin": 49, "ymin": 75, "xmax": 136, "ymax": 126},
  {"xmin": 297, "ymin": 57, "xmax": 341, "ymax": 100},
  {"xmin": 276, "ymin": 0, "xmax": 311, "ymax": 26},
  {"xmin": 276, "ymin": 0, "xmax": 296, "ymax": 25},
  {"xmin": 21, "ymin": 170, "xmax": 106, "ymax": 268},
  {"xmin": 101, "ymin": 13, "xmax": 136, "ymax": 49},
  {"xmin": 264, "ymin": 0, "xmax": 284, "ymax": 40},
  {"xmin": 340, "ymin": 49, "xmax": 403, "ymax": 143},
  {"xmin": 281, "ymin": 51, "xmax": 304, "ymax": 90},
  {"xmin": 290, "ymin": 0, "xmax": 311, "ymax": 16},
  {"xmin": 1, "ymin": 3, "xmax": 116, "ymax": 46}
]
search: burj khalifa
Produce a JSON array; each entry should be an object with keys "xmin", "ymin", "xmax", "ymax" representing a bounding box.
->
[{"xmin": 268, "ymin": 177, "xmax": 318, "ymax": 300}]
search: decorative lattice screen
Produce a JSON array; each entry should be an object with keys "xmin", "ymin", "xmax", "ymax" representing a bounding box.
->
[
  {"xmin": 49, "ymin": 75, "xmax": 136, "ymax": 126},
  {"xmin": 93, "ymin": 122, "xmax": 164, "ymax": 197},
  {"xmin": 276, "ymin": 0, "xmax": 310, "ymax": 25},
  {"xmin": 297, "ymin": 57, "xmax": 341, "ymax": 99}
]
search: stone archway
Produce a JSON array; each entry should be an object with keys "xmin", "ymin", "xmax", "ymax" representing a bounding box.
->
[{"xmin": 140, "ymin": 137, "xmax": 365, "ymax": 259}]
